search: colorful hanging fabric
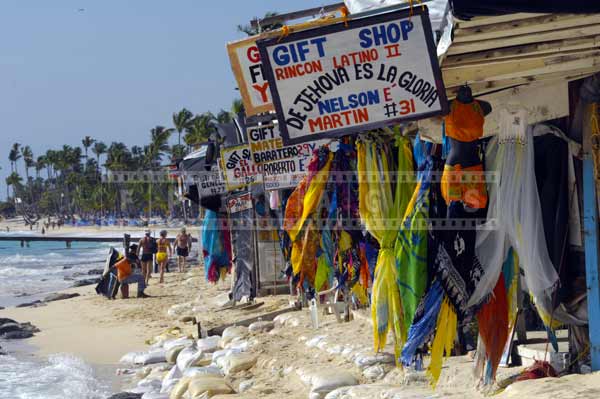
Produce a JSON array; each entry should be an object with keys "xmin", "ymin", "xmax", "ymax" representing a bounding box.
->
[
  {"xmin": 358, "ymin": 135, "xmax": 415, "ymax": 362},
  {"xmin": 401, "ymin": 280, "xmax": 443, "ymax": 366},
  {"xmin": 395, "ymin": 148, "xmax": 434, "ymax": 333},
  {"xmin": 471, "ymin": 121, "xmax": 559, "ymax": 323},
  {"xmin": 427, "ymin": 296, "xmax": 457, "ymax": 388},
  {"xmin": 476, "ymin": 273, "xmax": 509, "ymax": 384},
  {"xmin": 285, "ymin": 147, "xmax": 333, "ymax": 287},
  {"xmin": 201, "ymin": 209, "xmax": 232, "ymax": 283}
]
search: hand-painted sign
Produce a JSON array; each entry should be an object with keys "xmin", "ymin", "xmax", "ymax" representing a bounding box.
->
[
  {"xmin": 227, "ymin": 35, "xmax": 274, "ymax": 116},
  {"xmin": 220, "ymin": 144, "xmax": 263, "ymax": 191},
  {"xmin": 257, "ymin": 7, "xmax": 447, "ymax": 145},
  {"xmin": 192, "ymin": 167, "xmax": 227, "ymax": 198},
  {"xmin": 227, "ymin": 192, "xmax": 253, "ymax": 214},
  {"xmin": 247, "ymin": 122, "xmax": 326, "ymax": 190}
]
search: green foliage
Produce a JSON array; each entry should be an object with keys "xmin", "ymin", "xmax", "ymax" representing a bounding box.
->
[{"xmin": 4, "ymin": 99, "xmax": 244, "ymax": 218}]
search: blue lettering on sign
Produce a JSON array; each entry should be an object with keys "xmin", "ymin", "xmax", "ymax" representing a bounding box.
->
[
  {"xmin": 272, "ymin": 37, "xmax": 328, "ymax": 66},
  {"xmin": 358, "ymin": 20, "xmax": 414, "ymax": 48},
  {"xmin": 317, "ymin": 90, "xmax": 380, "ymax": 115}
]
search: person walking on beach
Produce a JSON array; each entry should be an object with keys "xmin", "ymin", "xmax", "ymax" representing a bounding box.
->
[
  {"xmin": 156, "ymin": 230, "xmax": 172, "ymax": 284},
  {"xmin": 137, "ymin": 230, "xmax": 156, "ymax": 285},
  {"xmin": 114, "ymin": 245, "xmax": 149, "ymax": 298},
  {"xmin": 175, "ymin": 227, "xmax": 192, "ymax": 273}
]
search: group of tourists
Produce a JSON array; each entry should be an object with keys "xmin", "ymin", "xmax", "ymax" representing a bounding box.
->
[{"xmin": 109, "ymin": 227, "xmax": 193, "ymax": 298}]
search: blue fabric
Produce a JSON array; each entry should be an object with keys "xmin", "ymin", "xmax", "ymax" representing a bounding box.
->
[
  {"xmin": 401, "ymin": 280, "xmax": 444, "ymax": 365},
  {"xmin": 441, "ymin": 122, "xmax": 451, "ymax": 160}
]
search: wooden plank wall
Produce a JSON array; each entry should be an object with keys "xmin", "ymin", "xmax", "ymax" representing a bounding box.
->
[{"xmin": 440, "ymin": 13, "xmax": 600, "ymax": 98}]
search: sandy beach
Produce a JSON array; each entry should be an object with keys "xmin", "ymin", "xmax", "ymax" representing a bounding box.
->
[{"xmin": 2, "ymin": 220, "xmax": 600, "ymax": 398}]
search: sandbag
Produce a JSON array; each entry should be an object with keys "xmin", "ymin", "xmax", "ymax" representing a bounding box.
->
[
  {"xmin": 176, "ymin": 346, "xmax": 204, "ymax": 371},
  {"xmin": 219, "ymin": 326, "xmax": 248, "ymax": 348},
  {"xmin": 134, "ymin": 349, "xmax": 167, "ymax": 366},
  {"xmin": 353, "ymin": 352, "xmax": 394, "ymax": 369},
  {"xmin": 167, "ymin": 303, "xmax": 194, "ymax": 318},
  {"xmin": 216, "ymin": 353, "xmax": 257, "ymax": 375},
  {"xmin": 166, "ymin": 346, "xmax": 186, "ymax": 364},
  {"xmin": 142, "ymin": 393, "xmax": 169, "ymax": 399},
  {"xmin": 211, "ymin": 348, "xmax": 243, "ymax": 364},
  {"xmin": 135, "ymin": 377, "xmax": 162, "ymax": 394},
  {"xmin": 248, "ymin": 321, "xmax": 274, "ymax": 333},
  {"xmin": 169, "ymin": 377, "xmax": 191, "ymax": 399},
  {"xmin": 187, "ymin": 376, "xmax": 233, "ymax": 398},
  {"xmin": 120, "ymin": 351, "xmax": 144, "ymax": 364},
  {"xmin": 196, "ymin": 336, "xmax": 221, "ymax": 353},
  {"xmin": 161, "ymin": 365, "xmax": 181, "ymax": 393},
  {"xmin": 146, "ymin": 327, "xmax": 183, "ymax": 346},
  {"xmin": 309, "ymin": 369, "xmax": 358, "ymax": 396},
  {"xmin": 163, "ymin": 337, "xmax": 194, "ymax": 351},
  {"xmin": 183, "ymin": 366, "xmax": 223, "ymax": 378}
]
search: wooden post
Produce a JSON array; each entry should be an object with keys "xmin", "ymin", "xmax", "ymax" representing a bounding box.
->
[{"xmin": 583, "ymin": 156, "xmax": 600, "ymax": 371}]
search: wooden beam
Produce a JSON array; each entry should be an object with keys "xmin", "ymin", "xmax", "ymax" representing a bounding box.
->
[
  {"xmin": 206, "ymin": 306, "xmax": 301, "ymax": 336},
  {"xmin": 444, "ymin": 67, "xmax": 600, "ymax": 98},
  {"xmin": 453, "ymin": 13, "xmax": 547, "ymax": 29},
  {"xmin": 454, "ymin": 14, "xmax": 600, "ymax": 43},
  {"xmin": 583, "ymin": 156, "xmax": 600, "ymax": 371},
  {"xmin": 447, "ymin": 24, "xmax": 600, "ymax": 56},
  {"xmin": 444, "ymin": 35, "xmax": 600, "ymax": 68},
  {"xmin": 442, "ymin": 51, "xmax": 600, "ymax": 86}
]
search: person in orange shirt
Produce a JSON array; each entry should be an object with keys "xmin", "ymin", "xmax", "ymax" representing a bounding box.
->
[{"xmin": 114, "ymin": 245, "xmax": 149, "ymax": 298}]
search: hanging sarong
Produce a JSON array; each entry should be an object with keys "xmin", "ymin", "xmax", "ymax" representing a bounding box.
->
[
  {"xmin": 358, "ymin": 135, "xmax": 415, "ymax": 361},
  {"xmin": 396, "ymin": 156, "xmax": 433, "ymax": 332},
  {"xmin": 471, "ymin": 116, "xmax": 559, "ymax": 321}
]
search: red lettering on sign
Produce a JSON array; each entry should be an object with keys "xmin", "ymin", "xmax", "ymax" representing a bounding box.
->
[
  {"xmin": 252, "ymin": 82, "xmax": 270, "ymax": 102},
  {"xmin": 247, "ymin": 46, "xmax": 260, "ymax": 63}
]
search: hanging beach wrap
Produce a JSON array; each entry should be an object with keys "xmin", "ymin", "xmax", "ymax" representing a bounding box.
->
[
  {"xmin": 201, "ymin": 210, "xmax": 231, "ymax": 283},
  {"xmin": 428, "ymin": 296, "xmax": 457, "ymax": 388},
  {"xmin": 285, "ymin": 149, "xmax": 333, "ymax": 287},
  {"xmin": 359, "ymin": 136, "xmax": 415, "ymax": 362},
  {"xmin": 471, "ymin": 119, "xmax": 559, "ymax": 322},
  {"xmin": 396, "ymin": 156, "xmax": 433, "ymax": 333}
]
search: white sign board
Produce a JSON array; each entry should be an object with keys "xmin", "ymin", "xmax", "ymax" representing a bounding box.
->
[
  {"xmin": 247, "ymin": 122, "xmax": 327, "ymax": 190},
  {"xmin": 257, "ymin": 7, "xmax": 447, "ymax": 145},
  {"xmin": 220, "ymin": 144, "xmax": 263, "ymax": 191},
  {"xmin": 227, "ymin": 36, "xmax": 274, "ymax": 116},
  {"xmin": 192, "ymin": 168, "xmax": 227, "ymax": 198}
]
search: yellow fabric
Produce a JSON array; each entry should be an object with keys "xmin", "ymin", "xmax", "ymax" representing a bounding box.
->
[
  {"xmin": 358, "ymin": 136, "xmax": 415, "ymax": 363},
  {"xmin": 427, "ymin": 297, "xmax": 457, "ymax": 388},
  {"xmin": 286, "ymin": 153, "xmax": 333, "ymax": 242}
]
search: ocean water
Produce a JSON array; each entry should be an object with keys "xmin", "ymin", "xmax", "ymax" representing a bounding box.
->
[
  {"xmin": 0, "ymin": 237, "xmax": 117, "ymax": 398},
  {"xmin": 0, "ymin": 239, "xmax": 112, "ymax": 308}
]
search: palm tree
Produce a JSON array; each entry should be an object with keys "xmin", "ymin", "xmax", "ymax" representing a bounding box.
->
[
  {"xmin": 184, "ymin": 113, "xmax": 216, "ymax": 150},
  {"xmin": 6, "ymin": 172, "xmax": 22, "ymax": 199},
  {"xmin": 173, "ymin": 108, "xmax": 193, "ymax": 148},
  {"xmin": 92, "ymin": 141, "xmax": 107, "ymax": 176},
  {"xmin": 21, "ymin": 145, "xmax": 34, "ymax": 183},
  {"xmin": 149, "ymin": 126, "xmax": 173, "ymax": 167},
  {"xmin": 237, "ymin": 11, "xmax": 281, "ymax": 36},
  {"xmin": 36, "ymin": 155, "xmax": 47, "ymax": 179},
  {"xmin": 9, "ymin": 143, "xmax": 21, "ymax": 173},
  {"xmin": 231, "ymin": 98, "xmax": 245, "ymax": 115},
  {"xmin": 82, "ymin": 136, "xmax": 95, "ymax": 163},
  {"xmin": 216, "ymin": 109, "xmax": 233, "ymax": 124}
]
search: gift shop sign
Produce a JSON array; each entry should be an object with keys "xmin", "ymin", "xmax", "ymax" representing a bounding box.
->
[
  {"xmin": 220, "ymin": 144, "xmax": 263, "ymax": 191},
  {"xmin": 248, "ymin": 122, "xmax": 326, "ymax": 190},
  {"xmin": 257, "ymin": 7, "xmax": 447, "ymax": 145},
  {"xmin": 227, "ymin": 35, "xmax": 274, "ymax": 116}
]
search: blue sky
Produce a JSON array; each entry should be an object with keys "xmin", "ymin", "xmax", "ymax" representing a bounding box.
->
[{"xmin": 0, "ymin": 0, "xmax": 333, "ymax": 199}]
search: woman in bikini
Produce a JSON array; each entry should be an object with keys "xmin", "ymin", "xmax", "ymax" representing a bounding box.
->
[{"xmin": 156, "ymin": 230, "xmax": 172, "ymax": 284}]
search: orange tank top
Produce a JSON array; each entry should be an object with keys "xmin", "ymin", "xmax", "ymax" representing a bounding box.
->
[{"xmin": 445, "ymin": 100, "xmax": 485, "ymax": 142}]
